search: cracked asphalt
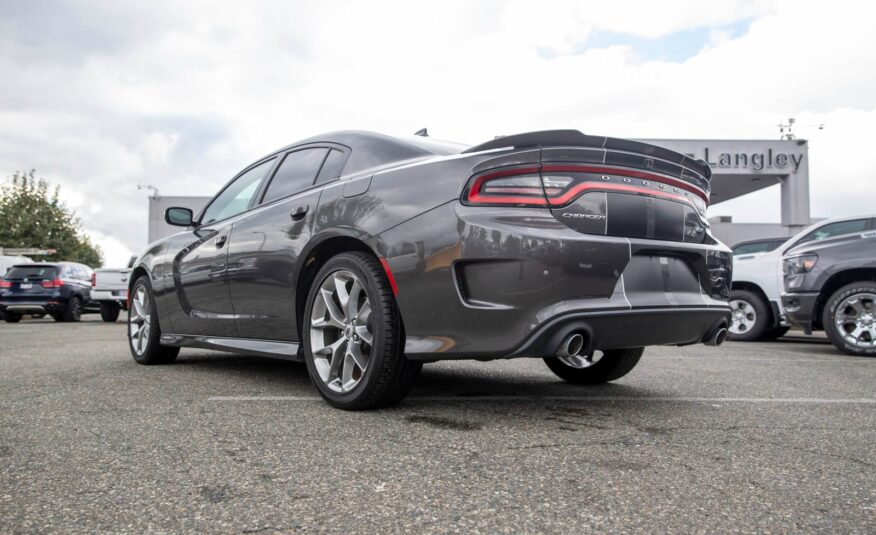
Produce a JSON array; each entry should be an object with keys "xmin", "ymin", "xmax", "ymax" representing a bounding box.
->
[{"xmin": 1, "ymin": 315, "xmax": 875, "ymax": 534}]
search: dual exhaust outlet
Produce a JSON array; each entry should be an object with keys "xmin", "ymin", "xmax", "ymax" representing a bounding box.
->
[{"xmin": 555, "ymin": 323, "xmax": 728, "ymax": 357}]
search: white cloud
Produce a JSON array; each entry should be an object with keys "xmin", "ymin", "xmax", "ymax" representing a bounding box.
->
[{"xmin": 0, "ymin": 0, "xmax": 874, "ymax": 265}]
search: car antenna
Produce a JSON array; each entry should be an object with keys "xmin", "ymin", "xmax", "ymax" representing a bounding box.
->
[{"xmin": 414, "ymin": 128, "xmax": 428, "ymax": 137}]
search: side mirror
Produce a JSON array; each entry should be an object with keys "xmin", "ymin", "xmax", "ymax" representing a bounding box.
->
[{"xmin": 165, "ymin": 207, "xmax": 194, "ymax": 227}]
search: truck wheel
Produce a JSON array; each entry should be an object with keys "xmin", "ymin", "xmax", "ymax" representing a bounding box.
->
[
  {"xmin": 823, "ymin": 282, "xmax": 876, "ymax": 357},
  {"xmin": 543, "ymin": 347, "xmax": 644, "ymax": 384},
  {"xmin": 303, "ymin": 252, "xmax": 421, "ymax": 410},
  {"xmin": 63, "ymin": 296, "xmax": 82, "ymax": 322},
  {"xmin": 4, "ymin": 312, "xmax": 21, "ymax": 323},
  {"xmin": 128, "ymin": 276, "xmax": 180, "ymax": 364},
  {"xmin": 100, "ymin": 302, "xmax": 121, "ymax": 322},
  {"xmin": 727, "ymin": 289, "xmax": 770, "ymax": 341},
  {"xmin": 761, "ymin": 326, "xmax": 790, "ymax": 340}
]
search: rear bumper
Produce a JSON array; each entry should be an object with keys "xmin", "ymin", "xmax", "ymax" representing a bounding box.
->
[
  {"xmin": 0, "ymin": 300, "xmax": 67, "ymax": 314},
  {"xmin": 372, "ymin": 202, "xmax": 732, "ymax": 359},
  {"xmin": 781, "ymin": 292, "xmax": 819, "ymax": 334},
  {"xmin": 91, "ymin": 289, "xmax": 127, "ymax": 302}
]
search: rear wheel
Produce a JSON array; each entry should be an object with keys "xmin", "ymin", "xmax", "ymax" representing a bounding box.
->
[
  {"xmin": 4, "ymin": 312, "xmax": 21, "ymax": 323},
  {"xmin": 823, "ymin": 282, "xmax": 876, "ymax": 357},
  {"xmin": 761, "ymin": 325, "xmax": 790, "ymax": 340},
  {"xmin": 100, "ymin": 302, "xmax": 121, "ymax": 322},
  {"xmin": 63, "ymin": 296, "xmax": 83, "ymax": 322},
  {"xmin": 303, "ymin": 252, "xmax": 421, "ymax": 410},
  {"xmin": 727, "ymin": 289, "xmax": 770, "ymax": 341},
  {"xmin": 543, "ymin": 347, "xmax": 644, "ymax": 384},
  {"xmin": 128, "ymin": 277, "xmax": 179, "ymax": 364}
]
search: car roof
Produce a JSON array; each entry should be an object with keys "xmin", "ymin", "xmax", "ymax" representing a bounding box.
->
[{"xmin": 262, "ymin": 130, "xmax": 468, "ymax": 177}]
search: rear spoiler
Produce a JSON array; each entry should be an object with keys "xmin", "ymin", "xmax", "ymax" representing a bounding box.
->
[{"xmin": 463, "ymin": 129, "xmax": 712, "ymax": 185}]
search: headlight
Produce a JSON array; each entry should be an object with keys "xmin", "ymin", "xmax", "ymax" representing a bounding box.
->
[{"xmin": 783, "ymin": 254, "xmax": 818, "ymax": 277}]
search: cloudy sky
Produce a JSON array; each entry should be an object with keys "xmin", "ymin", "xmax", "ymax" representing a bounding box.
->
[{"xmin": 1, "ymin": 0, "xmax": 875, "ymax": 265}]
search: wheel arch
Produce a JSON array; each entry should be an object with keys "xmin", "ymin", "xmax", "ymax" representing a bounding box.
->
[
  {"xmin": 814, "ymin": 268, "xmax": 876, "ymax": 330},
  {"xmin": 294, "ymin": 233, "xmax": 381, "ymax": 340}
]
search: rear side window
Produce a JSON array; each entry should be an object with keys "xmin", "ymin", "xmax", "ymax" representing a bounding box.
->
[
  {"xmin": 796, "ymin": 219, "xmax": 868, "ymax": 245},
  {"xmin": 5, "ymin": 266, "xmax": 58, "ymax": 279},
  {"xmin": 732, "ymin": 240, "xmax": 785, "ymax": 255},
  {"xmin": 262, "ymin": 148, "xmax": 329, "ymax": 204},
  {"xmin": 315, "ymin": 149, "xmax": 347, "ymax": 184}
]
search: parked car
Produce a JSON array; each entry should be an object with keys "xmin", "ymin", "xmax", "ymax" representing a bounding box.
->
[
  {"xmin": 127, "ymin": 129, "xmax": 732, "ymax": 409},
  {"xmin": 782, "ymin": 220, "xmax": 876, "ymax": 356},
  {"xmin": 0, "ymin": 262, "xmax": 94, "ymax": 322},
  {"xmin": 728, "ymin": 215, "xmax": 876, "ymax": 341},
  {"xmin": 0, "ymin": 255, "xmax": 33, "ymax": 276},
  {"xmin": 91, "ymin": 256, "xmax": 136, "ymax": 322}
]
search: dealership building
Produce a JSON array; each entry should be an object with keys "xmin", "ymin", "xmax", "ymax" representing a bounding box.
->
[{"xmin": 146, "ymin": 138, "xmax": 811, "ymax": 247}]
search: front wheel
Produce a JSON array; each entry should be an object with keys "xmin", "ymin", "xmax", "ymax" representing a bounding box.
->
[
  {"xmin": 302, "ymin": 252, "xmax": 421, "ymax": 410},
  {"xmin": 128, "ymin": 277, "xmax": 180, "ymax": 364},
  {"xmin": 4, "ymin": 312, "xmax": 21, "ymax": 323},
  {"xmin": 63, "ymin": 296, "xmax": 83, "ymax": 322},
  {"xmin": 823, "ymin": 282, "xmax": 876, "ymax": 356},
  {"xmin": 543, "ymin": 347, "xmax": 644, "ymax": 384}
]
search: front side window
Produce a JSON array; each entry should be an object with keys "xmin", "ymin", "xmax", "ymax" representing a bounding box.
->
[
  {"xmin": 201, "ymin": 158, "xmax": 276, "ymax": 224},
  {"xmin": 796, "ymin": 219, "xmax": 868, "ymax": 245},
  {"xmin": 262, "ymin": 148, "xmax": 329, "ymax": 204}
]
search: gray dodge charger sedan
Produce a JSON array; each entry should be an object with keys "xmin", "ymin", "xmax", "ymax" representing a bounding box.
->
[{"xmin": 128, "ymin": 129, "xmax": 732, "ymax": 409}]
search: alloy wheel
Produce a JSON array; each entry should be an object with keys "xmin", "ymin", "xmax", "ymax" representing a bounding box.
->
[
  {"xmin": 729, "ymin": 299, "xmax": 757, "ymax": 334},
  {"xmin": 129, "ymin": 285, "xmax": 152, "ymax": 356},
  {"xmin": 558, "ymin": 351, "xmax": 604, "ymax": 369},
  {"xmin": 309, "ymin": 269, "xmax": 374, "ymax": 393},
  {"xmin": 834, "ymin": 292, "xmax": 876, "ymax": 349}
]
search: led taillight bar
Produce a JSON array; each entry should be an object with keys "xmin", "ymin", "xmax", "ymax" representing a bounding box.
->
[{"xmin": 464, "ymin": 165, "xmax": 708, "ymax": 208}]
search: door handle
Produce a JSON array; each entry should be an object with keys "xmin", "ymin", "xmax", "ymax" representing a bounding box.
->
[
  {"xmin": 214, "ymin": 234, "xmax": 228, "ymax": 248},
  {"xmin": 290, "ymin": 204, "xmax": 310, "ymax": 221}
]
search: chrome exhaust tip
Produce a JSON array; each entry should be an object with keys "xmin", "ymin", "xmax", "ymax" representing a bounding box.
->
[
  {"xmin": 705, "ymin": 327, "xmax": 728, "ymax": 347},
  {"xmin": 557, "ymin": 333, "xmax": 585, "ymax": 357}
]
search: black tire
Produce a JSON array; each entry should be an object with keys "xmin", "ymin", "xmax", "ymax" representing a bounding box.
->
[
  {"xmin": 543, "ymin": 347, "xmax": 644, "ymax": 384},
  {"xmin": 302, "ymin": 252, "xmax": 421, "ymax": 410},
  {"xmin": 4, "ymin": 312, "xmax": 21, "ymax": 323},
  {"xmin": 727, "ymin": 289, "xmax": 771, "ymax": 341},
  {"xmin": 51, "ymin": 313, "xmax": 64, "ymax": 322},
  {"xmin": 128, "ymin": 276, "xmax": 180, "ymax": 364},
  {"xmin": 823, "ymin": 282, "xmax": 876, "ymax": 357},
  {"xmin": 761, "ymin": 326, "xmax": 790, "ymax": 340},
  {"xmin": 62, "ymin": 296, "xmax": 83, "ymax": 322},
  {"xmin": 100, "ymin": 302, "xmax": 121, "ymax": 322}
]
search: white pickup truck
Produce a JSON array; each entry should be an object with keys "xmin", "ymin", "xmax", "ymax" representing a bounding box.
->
[
  {"xmin": 90, "ymin": 256, "xmax": 136, "ymax": 322},
  {"xmin": 729, "ymin": 215, "xmax": 876, "ymax": 340}
]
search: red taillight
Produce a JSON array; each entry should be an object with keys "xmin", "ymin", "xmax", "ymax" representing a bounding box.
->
[
  {"xmin": 91, "ymin": 272, "xmax": 96, "ymax": 287},
  {"xmin": 463, "ymin": 165, "xmax": 708, "ymax": 212},
  {"xmin": 465, "ymin": 167, "xmax": 547, "ymax": 207},
  {"xmin": 0, "ymin": 280, "xmax": 11, "ymax": 289},
  {"xmin": 40, "ymin": 278, "xmax": 63, "ymax": 289}
]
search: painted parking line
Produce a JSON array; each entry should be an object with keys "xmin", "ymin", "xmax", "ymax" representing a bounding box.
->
[{"xmin": 208, "ymin": 395, "xmax": 876, "ymax": 404}]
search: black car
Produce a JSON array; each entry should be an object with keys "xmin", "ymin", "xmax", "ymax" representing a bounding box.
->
[
  {"xmin": 731, "ymin": 237, "xmax": 787, "ymax": 256},
  {"xmin": 781, "ymin": 215, "xmax": 876, "ymax": 356},
  {"xmin": 128, "ymin": 130, "xmax": 732, "ymax": 409},
  {"xmin": 0, "ymin": 262, "xmax": 94, "ymax": 322}
]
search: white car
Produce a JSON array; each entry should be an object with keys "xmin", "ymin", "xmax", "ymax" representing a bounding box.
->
[
  {"xmin": 729, "ymin": 215, "xmax": 876, "ymax": 340},
  {"xmin": 90, "ymin": 256, "xmax": 136, "ymax": 322}
]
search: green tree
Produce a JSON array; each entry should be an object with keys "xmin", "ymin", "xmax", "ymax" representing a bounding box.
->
[{"xmin": 0, "ymin": 170, "xmax": 103, "ymax": 267}]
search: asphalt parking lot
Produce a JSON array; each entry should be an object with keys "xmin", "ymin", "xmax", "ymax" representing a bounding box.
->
[{"xmin": 1, "ymin": 315, "xmax": 874, "ymax": 534}]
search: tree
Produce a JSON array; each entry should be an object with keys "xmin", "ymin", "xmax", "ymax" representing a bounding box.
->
[{"xmin": 0, "ymin": 170, "xmax": 103, "ymax": 267}]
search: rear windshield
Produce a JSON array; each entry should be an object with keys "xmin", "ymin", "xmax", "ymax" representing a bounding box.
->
[{"xmin": 5, "ymin": 266, "xmax": 58, "ymax": 279}]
